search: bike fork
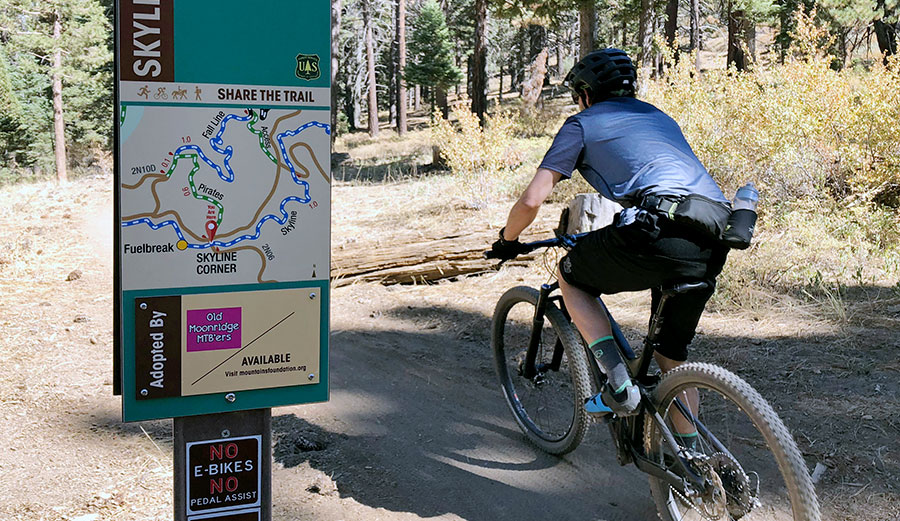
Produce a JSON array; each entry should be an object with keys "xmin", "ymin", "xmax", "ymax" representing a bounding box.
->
[{"xmin": 522, "ymin": 284, "xmax": 557, "ymax": 380}]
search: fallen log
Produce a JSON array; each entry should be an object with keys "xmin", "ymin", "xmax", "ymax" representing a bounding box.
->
[
  {"xmin": 330, "ymin": 197, "xmax": 614, "ymax": 287},
  {"xmin": 331, "ymin": 218, "xmax": 561, "ymax": 287}
]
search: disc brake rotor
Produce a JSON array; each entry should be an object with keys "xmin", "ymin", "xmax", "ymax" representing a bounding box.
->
[
  {"xmin": 694, "ymin": 458, "xmax": 729, "ymax": 520},
  {"xmin": 709, "ymin": 451, "xmax": 755, "ymax": 518}
]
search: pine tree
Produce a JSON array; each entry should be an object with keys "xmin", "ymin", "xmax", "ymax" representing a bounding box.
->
[
  {"xmin": 0, "ymin": 0, "xmax": 111, "ymax": 181},
  {"xmin": 406, "ymin": 0, "xmax": 462, "ymax": 116}
]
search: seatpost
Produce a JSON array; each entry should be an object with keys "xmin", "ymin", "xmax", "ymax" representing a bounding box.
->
[
  {"xmin": 636, "ymin": 292, "xmax": 671, "ymax": 381},
  {"xmin": 646, "ymin": 293, "xmax": 669, "ymax": 344}
]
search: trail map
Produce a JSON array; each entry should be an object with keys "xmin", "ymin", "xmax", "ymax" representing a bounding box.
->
[
  {"xmin": 115, "ymin": 0, "xmax": 332, "ymax": 421},
  {"xmin": 120, "ymin": 106, "xmax": 330, "ymax": 290}
]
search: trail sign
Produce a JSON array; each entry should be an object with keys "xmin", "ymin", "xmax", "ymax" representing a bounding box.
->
[
  {"xmin": 114, "ymin": 0, "xmax": 331, "ymax": 421},
  {"xmin": 175, "ymin": 410, "xmax": 271, "ymax": 521},
  {"xmin": 187, "ymin": 436, "xmax": 261, "ymax": 515}
]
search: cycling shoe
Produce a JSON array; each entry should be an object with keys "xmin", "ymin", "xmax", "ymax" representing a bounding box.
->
[{"xmin": 584, "ymin": 382, "xmax": 641, "ymax": 417}]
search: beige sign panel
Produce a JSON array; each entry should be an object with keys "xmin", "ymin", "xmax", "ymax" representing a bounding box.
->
[{"xmin": 180, "ymin": 288, "xmax": 320, "ymax": 396}]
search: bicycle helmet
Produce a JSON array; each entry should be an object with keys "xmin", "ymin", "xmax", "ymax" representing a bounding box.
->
[{"xmin": 564, "ymin": 48, "xmax": 636, "ymax": 104}]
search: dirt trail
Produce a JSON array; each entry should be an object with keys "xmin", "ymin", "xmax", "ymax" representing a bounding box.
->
[{"xmin": 0, "ymin": 176, "xmax": 897, "ymax": 520}]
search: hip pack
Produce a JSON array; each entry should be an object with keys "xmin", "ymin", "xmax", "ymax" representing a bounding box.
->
[{"xmin": 639, "ymin": 193, "xmax": 732, "ymax": 243}]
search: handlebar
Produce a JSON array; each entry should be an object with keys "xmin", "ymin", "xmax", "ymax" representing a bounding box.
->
[{"xmin": 483, "ymin": 232, "xmax": 589, "ymax": 260}]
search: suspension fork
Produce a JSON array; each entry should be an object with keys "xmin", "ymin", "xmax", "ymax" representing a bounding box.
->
[{"xmin": 522, "ymin": 283, "xmax": 558, "ymax": 380}]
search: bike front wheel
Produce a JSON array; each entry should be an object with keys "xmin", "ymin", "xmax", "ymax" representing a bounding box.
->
[
  {"xmin": 491, "ymin": 286, "xmax": 593, "ymax": 455},
  {"xmin": 644, "ymin": 362, "xmax": 820, "ymax": 521}
]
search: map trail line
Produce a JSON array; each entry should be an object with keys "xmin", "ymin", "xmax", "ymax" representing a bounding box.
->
[
  {"xmin": 247, "ymin": 111, "xmax": 278, "ymax": 164},
  {"xmin": 216, "ymin": 110, "xmax": 300, "ymax": 238},
  {"xmin": 276, "ymin": 122, "xmax": 331, "ymax": 185},
  {"xmin": 122, "ymin": 118, "xmax": 331, "ymax": 250}
]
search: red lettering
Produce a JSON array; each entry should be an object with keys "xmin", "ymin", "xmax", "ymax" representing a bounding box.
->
[
  {"xmin": 225, "ymin": 476, "xmax": 239, "ymax": 492},
  {"xmin": 225, "ymin": 442, "xmax": 238, "ymax": 459},
  {"xmin": 209, "ymin": 444, "xmax": 223, "ymax": 460},
  {"xmin": 210, "ymin": 477, "xmax": 223, "ymax": 494}
]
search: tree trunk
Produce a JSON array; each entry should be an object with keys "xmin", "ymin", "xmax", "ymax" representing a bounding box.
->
[
  {"xmin": 555, "ymin": 33, "xmax": 563, "ymax": 78},
  {"xmin": 436, "ymin": 86, "xmax": 449, "ymax": 119},
  {"xmin": 874, "ymin": 20, "xmax": 898, "ymax": 61},
  {"xmin": 52, "ymin": 11, "xmax": 67, "ymax": 183},
  {"xmin": 690, "ymin": 0, "xmax": 700, "ymax": 69},
  {"xmin": 638, "ymin": 0, "xmax": 655, "ymax": 70},
  {"xmin": 513, "ymin": 29, "xmax": 525, "ymax": 90},
  {"xmin": 396, "ymin": 0, "xmax": 408, "ymax": 135},
  {"xmin": 528, "ymin": 24, "xmax": 550, "ymax": 87},
  {"xmin": 388, "ymin": 34, "xmax": 396, "ymax": 127},
  {"xmin": 331, "ymin": 215, "xmax": 560, "ymax": 286},
  {"xmin": 578, "ymin": 1, "xmax": 597, "ymax": 59},
  {"xmin": 471, "ymin": 0, "xmax": 487, "ymax": 125},
  {"xmin": 466, "ymin": 54, "xmax": 474, "ymax": 97},
  {"xmin": 564, "ymin": 194, "xmax": 622, "ymax": 234},
  {"xmin": 874, "ymin": 0, "xmax": 898, "ymax": 62},
  {"xmin": 363, "ymin": 0, "xmax": 379, "ymax": 136},
  {"xmin": 331, "ymin": 0, "xmax": 341, "ymax": 139},
  {"xmin": 727, "ymin": 5, "xmax": 748, "ymax": 71},
  {"xmin": 343, "ymin": 85, "xmax": 357, "ymax": 131},
  {"xmin": 746, "ymin": 21, "xmax": 757, "ymax": 63},
  {"xmin": 415, "ymin": 84, "xmax": 421, "ymax": 111},
  {"xmin": 665, "ymin": 0, "xmax": 678, "ymax": 56}
]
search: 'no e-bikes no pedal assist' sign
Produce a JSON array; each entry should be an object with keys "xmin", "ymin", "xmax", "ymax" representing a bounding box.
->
[{"xmin": 114, "ymin": 0, "xmax": 332, "ymax": 423}]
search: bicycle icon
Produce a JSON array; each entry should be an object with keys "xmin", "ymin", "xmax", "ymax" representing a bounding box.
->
[{"xmin": 153, "ymin": 87, "xmax": 168, "ymax": 100}]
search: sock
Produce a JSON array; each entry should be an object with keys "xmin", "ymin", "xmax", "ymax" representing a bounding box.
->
[
  {"xmin": 673, "ymin": 431, "xmax": 699, "ymax": 450},
  {"xmin": 588, "ymin": 336, "xmax": 632, "ymax": 394}
]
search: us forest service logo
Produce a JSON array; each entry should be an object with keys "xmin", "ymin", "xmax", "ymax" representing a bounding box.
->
[{"xmin": 295, "ymin": 53, "xmax": 321, "ymax": 81}]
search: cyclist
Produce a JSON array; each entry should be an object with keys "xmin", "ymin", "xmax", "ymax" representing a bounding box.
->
[{"xmin": 490, "ymin": 48, "xmax": 730, "ymax": 423}]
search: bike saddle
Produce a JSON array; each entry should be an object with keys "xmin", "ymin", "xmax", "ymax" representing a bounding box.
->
[{"xmin": 660, "ymin": 280, "xmax": 710, "ymax": 297}]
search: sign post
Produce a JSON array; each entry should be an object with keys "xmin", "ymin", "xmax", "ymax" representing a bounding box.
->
[{"xmin": 113, "ymin": 1, "xmax": 331, "ymax": 518}]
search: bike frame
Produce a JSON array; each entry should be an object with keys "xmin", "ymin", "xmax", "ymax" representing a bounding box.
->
[{"xmin": 516, "ymin": 237, "xmax": 715, "ymax": 495}]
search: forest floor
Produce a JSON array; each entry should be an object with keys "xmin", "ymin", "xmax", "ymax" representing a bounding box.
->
[{"xmin": 0, "ymin": 132, "xmax": 898, "ymax": 520}]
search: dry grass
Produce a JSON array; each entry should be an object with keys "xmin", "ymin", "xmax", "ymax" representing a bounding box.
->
[
  {"xmin": 0, "ymin": 175, "xmax": 174, "ymax": 520},
  {"xmin": 1, "ymin": 151, "xmax": 898, "ymax": 519}
]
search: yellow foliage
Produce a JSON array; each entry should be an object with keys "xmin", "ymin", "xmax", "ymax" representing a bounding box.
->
[
  {"xmin": 431, "ymin": 106, "xmax": 524, "ymax": 208},
  {"xmin": 644, "ymin": 13, "xmax": 900, "ymax": 207}
]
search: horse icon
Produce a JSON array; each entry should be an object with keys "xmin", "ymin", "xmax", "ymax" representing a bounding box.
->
[{"xmin": 172, "ymin": 87, "xmax": 188, "ymax": 100}]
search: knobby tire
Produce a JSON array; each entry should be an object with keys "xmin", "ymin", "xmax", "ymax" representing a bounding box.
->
[
  {"xmin": 491, "ymin": 286, "xmax": 593, "ymax": 455},
  {"xmin": 644, "ymin": 363, "xmax": 820, "ymax": 521}
]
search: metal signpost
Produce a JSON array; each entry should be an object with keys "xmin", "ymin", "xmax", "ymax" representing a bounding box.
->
[{"xmin": 114, "ymin": 2, "xmax": 331, "ymax": 519}]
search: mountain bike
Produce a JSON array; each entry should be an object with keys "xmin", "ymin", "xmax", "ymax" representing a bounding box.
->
[{"xmin": 485, "ymin": 232, "xmax": 820, "ymax": 521}]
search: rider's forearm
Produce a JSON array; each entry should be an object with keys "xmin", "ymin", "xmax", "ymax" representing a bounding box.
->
[
  {"xmin": 502, "ymin": 168, "xmax": 561, "ymax": 241},
  {"xmin": 503, "ymin": 199, "xmax": 540, "ymax": 241}
]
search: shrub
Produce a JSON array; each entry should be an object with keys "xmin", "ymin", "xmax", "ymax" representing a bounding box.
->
[
  {"xmin": 643, "ymin": 11, "xmax": 900, "ymax": 209},
  {"xmin": 430, "ymin": 107, "xmax": 524, "ymax": 208}
]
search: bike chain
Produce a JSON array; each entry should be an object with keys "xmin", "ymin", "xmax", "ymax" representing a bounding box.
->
[{"xmin": 671, "ymin": 484, "xmax": 718, "ymax": 521}]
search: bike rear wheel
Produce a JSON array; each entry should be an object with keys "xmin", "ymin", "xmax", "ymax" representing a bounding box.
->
[
  {"xmin": 644, "ymin": 363, "xmax": 820, "ymax": 521},
  {"xmin": 491, "ymin": 286, "xmax": 593, "ymax": 455}
]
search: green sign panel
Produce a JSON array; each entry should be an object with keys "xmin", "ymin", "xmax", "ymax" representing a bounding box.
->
[{"xmin": 114, "ymin": 0, "xmax": 331, "ymax": 422}]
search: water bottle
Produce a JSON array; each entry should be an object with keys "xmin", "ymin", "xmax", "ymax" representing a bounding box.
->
[{"xmin": 722, "ymin": 182, "xmax": 758, "ymax": 249}]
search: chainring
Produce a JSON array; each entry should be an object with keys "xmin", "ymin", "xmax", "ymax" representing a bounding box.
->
[{"xmin": 709, "ymin": 451, "xmax": 755, "ymax": 518}]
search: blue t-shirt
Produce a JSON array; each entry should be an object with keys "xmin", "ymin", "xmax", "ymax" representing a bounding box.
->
[{"xmin": 539, "ymin": 97, "xmax": 727, "ymax": 206}]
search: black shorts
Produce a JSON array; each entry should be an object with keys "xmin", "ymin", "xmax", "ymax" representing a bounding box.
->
[{"xmin": 559, "ymin": 212, "xmax": 728, "ymax": 361}]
